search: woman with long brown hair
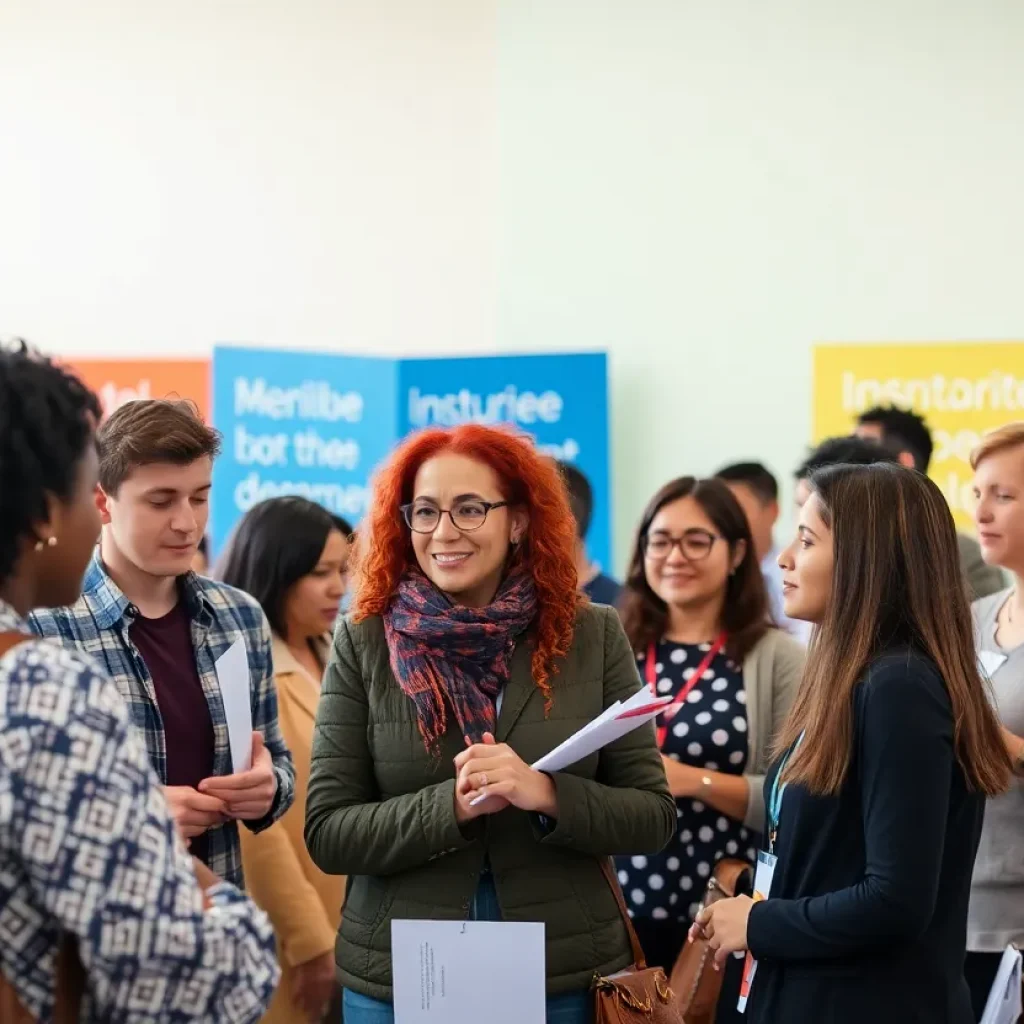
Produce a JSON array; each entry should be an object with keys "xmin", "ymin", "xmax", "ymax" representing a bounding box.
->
[
  {"xmin": 615, "ymin": 477, "xmax": 803, "ymax": 1019},
  {"xmin": 304, "ymin": 424, "xmax": 675, "ymax": 1024},
  {"xmin": 694, "ymin": 463, "xmax": 1012, "ymax": 1024}
]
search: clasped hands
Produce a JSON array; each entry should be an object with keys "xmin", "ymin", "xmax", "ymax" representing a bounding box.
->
[
  {"xmin": 453, "ymin": 732, "xmax": 558, "ymax": 824},
  {"xmin": 688, "ymin": 894, "xmax": 755, "ymax": 967},
  {"xmin": 166, "ymin": 732, "xmax": 278, "ymax": 838}
]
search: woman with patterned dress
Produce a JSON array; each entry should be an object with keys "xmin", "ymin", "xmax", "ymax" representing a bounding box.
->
[
  {"xmin": 0, "ymin": 343, "xmax": 278, "ymax": 1023},
  {"xmin": 616, "ymin": 477, "xmax": 803, "ymax": 1022}
]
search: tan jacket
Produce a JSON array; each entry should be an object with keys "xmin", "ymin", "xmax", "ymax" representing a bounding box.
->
[{"xmin": 240, "ymin": 635, "xmax": 344, "ymax": 1024}]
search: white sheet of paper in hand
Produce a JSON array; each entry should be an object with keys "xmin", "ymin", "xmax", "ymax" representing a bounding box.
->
[
  {"xmin": 215, "ymin": 638, "xmax": 253, "ymax": 773},
  {"xmin": 392, "ymin": 919, "xmax": 545, "ymax": 1023},
  {"xmin": 980, "ymin": 945, "xmax": 1023, "ymax": 1024},
  {"xmin": 532, "ymin": 688, "xmax": 671, "ymax": 773}
]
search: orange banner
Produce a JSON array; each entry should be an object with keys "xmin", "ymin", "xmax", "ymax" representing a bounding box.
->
[{"xmin": 63, "ymin": 359, "xmax": 210, "ymax": 421}]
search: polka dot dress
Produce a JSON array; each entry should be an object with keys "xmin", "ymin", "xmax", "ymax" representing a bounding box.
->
[{"xmin": 616, "ymin": 641, "xmax": 757, "ymax": 925}]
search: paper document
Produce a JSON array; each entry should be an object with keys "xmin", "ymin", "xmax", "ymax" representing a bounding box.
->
[
  {"xmin": 532, "ymin": 687, "xmax": 671, "ymax": 773},
  {"xmin": 392, "ymin": 919, "xmax": 545, "ymax": 1023},
  {"xmin": 469, "ymin": 688, "xmax": 670, "ymax": 805},
  {"xmin": 215, "ymin": 638, "xmax": 253, "ymax": 773},
  {"xmin": 980, "ymin": 945, "xmax": 1022, "ymax": 1024}
]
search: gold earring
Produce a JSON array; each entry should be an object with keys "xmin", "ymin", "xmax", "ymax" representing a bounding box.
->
[{"xmin": 35, "ymin": 536, "xmax": 58, "ymax": 552}]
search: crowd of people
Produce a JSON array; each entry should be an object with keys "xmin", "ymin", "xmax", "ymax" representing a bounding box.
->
[{"xmin": 1, "ymin": 339, "xmax": 1022, "ymax": 1024}]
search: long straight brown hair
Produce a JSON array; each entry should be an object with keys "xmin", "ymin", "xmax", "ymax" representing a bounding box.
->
[
  {"xmin": 775, "ymin": 463, "xmax": 1011, "ymax": 797},
  {"xmin": 620, "ymin": 476, "xmax": 772, "ymax": 662}
]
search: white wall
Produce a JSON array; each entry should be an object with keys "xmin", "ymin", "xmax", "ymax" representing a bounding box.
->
[
  {"xmin": 3, "ymin": 1, "xmax": 1024, "ymax": 569},
  {"xmin": 0, "ymin": 0, "xmax": 496, "ymax": 357},
  {"xmin": 497, "ymin": 0, "xmax": 1024, "ymax": 562}
]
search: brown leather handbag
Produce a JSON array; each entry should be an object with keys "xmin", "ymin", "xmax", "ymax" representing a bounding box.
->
[
  {"xmin": 593, "ymin": 858, "xmax": 686, "ymax": 1024},
  {"xmin": 0, "ymin": 631, "xmax": 86, "ymax": 1023},
  {"xmin": 667, "ymin": 858, "xmax": 750, "ymax": 1024}
]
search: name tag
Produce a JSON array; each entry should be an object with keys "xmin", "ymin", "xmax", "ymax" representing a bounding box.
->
[{"xmin": 737, "ymin": 850, "xmax": 777, "ymax": 1013}]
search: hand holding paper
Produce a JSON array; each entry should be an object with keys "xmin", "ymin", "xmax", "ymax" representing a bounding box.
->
[
  {"xmin": 465, "ymin": 688, "xmax": 671, "ymax": 808},
  {"xmin": 456, "ymin": 732, "xmax": 558, "ymax": 815},
  {"xmin": 198, "ymin": 732, "xmax": 278, "ymax": 820}
]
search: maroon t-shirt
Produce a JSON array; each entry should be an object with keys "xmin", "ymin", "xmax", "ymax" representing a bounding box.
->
[{"xmin": 129, "ymin": 601, "xmax": 216, "ymax": 864}]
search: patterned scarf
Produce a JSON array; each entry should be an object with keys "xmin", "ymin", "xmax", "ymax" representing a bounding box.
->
[{"xmin": 384, "ymin": 568, "xmax": 538, "ymax": 751}]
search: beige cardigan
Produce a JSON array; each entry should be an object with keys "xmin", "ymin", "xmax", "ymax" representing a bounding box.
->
[
  {"xmin": 738, "ymin": 628, "xmax": 806, "ymax": 832},
  {"xmin": 239, "ymin": 634, "xmax": 344, "ymax": 1024}
]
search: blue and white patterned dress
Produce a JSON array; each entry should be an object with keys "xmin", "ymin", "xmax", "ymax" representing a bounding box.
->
[{"xmin": 0, "ymin": 599, "xmax": 279, "ymax": 1022}]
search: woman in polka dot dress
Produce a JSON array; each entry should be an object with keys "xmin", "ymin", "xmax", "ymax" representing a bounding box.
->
[{"xmin": 616, "ymin": 477, "xmax": 804, "ymax": 1022}]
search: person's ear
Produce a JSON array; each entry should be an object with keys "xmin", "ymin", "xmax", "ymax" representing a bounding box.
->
[
  {"xmin": 897, "ymin": 451, "xmax": 916, "ymax": 470},
  {"xmin": 509, "ymin": 508, "xmax": 529, "ymax": 547},
  {"xmin": 730, "ymin": 537, "xmax": 747, "ymax": 574},
  {"xmin": 767, "ymin": 499, "xmax": 780, "ymax": 527},
  {"xmin": 95, "ymin": 484, "xmax": 113, "ymax": 526}
]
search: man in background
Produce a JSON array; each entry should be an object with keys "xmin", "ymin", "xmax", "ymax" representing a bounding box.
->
[
  {"xmin": 715, "ymin": 461, "xmax": 802, "ymax": 637},
  {"xmin": 793, "ymin": 435, "xmax": 899, "ymax": 508},
  {"xmin": 854, "ymin": 404, "xmax": 1004, "ymax": 599},
  {"xmin": 558, "ymin": 462, "xmax": 622, "ymax": 606}
]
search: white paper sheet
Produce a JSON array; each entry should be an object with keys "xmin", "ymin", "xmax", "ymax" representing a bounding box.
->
[
  {"xmin": 392, "ymin": 919, "xmax": 545, "ymax": 1023},
  {"xmin": 980, "ymin": 946, "xmax": 1023, "ymax": 1024},
  {"xmin": 215, "ymin": 638, "xmax": 253, "ymax": 773},
  {"xmin": 469, "ymin": 688, "xmax": 670, "ymax": 806},
  {"xmin": 531, "ymin": 687, "xmax": 671, "ymax": 773}
]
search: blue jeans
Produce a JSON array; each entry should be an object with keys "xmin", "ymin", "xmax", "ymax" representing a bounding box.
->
[
  {"xmin": 342, "ymin": 987, "xmax": 592, "ymax": 1024},
  {"xmin": 342, "ymin": 869, "xmax": 592, "ymax": 1024}
]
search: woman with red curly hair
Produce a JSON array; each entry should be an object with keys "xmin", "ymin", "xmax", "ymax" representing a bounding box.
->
[{"xmin": 305, "ymin": 424, "xmax": 675, "ymax": 1024}]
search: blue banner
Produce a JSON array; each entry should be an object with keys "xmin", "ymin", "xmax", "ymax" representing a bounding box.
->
[
  {"xmin": 210, "ymin": 348, "xmax": 611, "ymax": 573},
  {"xmin": 210, "ymin": 346, "xmax": 396, "ymax": 551}
]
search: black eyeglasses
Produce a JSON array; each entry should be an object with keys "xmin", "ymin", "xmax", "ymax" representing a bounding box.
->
[
  {"xmin": 643, "ymin": 528, "xmax": 720, "ymax": 561},
  {"xmin": 401, "ymin": 499, "xmax": 510, "ymax": 534}
]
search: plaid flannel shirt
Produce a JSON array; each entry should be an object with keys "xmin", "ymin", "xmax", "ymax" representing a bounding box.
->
[{"xmin": 29, "ymin": 552, "xmax": 295, "ymax": 888}]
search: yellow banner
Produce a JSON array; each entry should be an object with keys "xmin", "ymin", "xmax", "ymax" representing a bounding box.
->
[{"xmin": 812, "ymin": 342, "xmax": 1024, "ymax": 528}]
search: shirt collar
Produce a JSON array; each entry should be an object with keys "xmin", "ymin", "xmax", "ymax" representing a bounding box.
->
[
  {"xmin": 82, "ymin": 549, "xmax": 211, "ymax": 629},
  {"xmin": 271, "ymin": 632, "xmax": 330, "ymax": 682}
]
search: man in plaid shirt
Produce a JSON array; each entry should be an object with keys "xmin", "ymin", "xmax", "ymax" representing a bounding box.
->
[{"xmin": 31, "ymin": 398, "xmax": 294, "ymax": 888}]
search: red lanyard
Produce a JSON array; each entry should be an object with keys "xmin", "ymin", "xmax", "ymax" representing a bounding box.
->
[{"xmin": 645, "ymin": 632, "xmax": 728, "ymax": 749}]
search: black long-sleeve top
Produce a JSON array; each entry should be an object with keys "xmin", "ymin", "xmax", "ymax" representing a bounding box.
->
[{"xmin": 745, "ymin": 648, "xmax": 983, "ymax": 1024}]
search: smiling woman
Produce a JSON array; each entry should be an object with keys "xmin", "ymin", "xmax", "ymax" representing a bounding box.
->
[
  {"xmin": 304, "ymin": 424, "xmax": 676, "ymax": 1024},
  {"xmin": 615, "ymin": 478, "xmax": 803, "ymax": 1021}
]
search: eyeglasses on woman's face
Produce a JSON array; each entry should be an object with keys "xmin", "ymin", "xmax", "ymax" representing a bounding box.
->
[
  {"xmin": 643, "ymin": 527, "xmax": 719, "ymax": 561},
  {"xmin": 401, "ymin": 498, "xmax": 511, "ymax": 534}
]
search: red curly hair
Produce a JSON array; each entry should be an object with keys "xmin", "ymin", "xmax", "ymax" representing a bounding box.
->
[{"xmin": 351, "ymin": 424, "xmax": 582, "ymax": 704}]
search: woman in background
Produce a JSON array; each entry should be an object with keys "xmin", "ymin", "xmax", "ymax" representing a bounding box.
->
[
  {"xmin": 967, "ymin": 423, "xmax": 1024, "ymax": 1019},
  {"xmin": 305, "ymin": 424, "xmax": 675, "ymax": 1024},
  {"xmin": 616, "ymin": 476, "xmax": 803, "ymax": 1020},
  {"xmin": 219, "ymin": 497, "xmax": 352, "ymax": 1023},
  {"xmin": 696, "ymin": 464, "xmax": 1011, "ymax": 1023}
]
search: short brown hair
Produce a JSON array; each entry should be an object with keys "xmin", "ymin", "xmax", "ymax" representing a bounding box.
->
[
  {"xmin": 971, "ymin": 422, "xmax": 1024, "ymax": 470},
  {"xmin": 98, "ymin": 399, "xmax": 222, "ymax": 494}
]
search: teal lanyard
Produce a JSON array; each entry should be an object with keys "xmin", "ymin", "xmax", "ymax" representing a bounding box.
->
[{"xmin": 768, "ymin": 732, "xmax": 804, "ymax": 853}]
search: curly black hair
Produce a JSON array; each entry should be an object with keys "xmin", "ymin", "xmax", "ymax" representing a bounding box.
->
[
  {"xmin": 794, "ymin": 435, "xmax": 899, "ymax": 481},
  {"xmin": 0, "ymin": 341, "xmax": 102, "ymax": 585}
]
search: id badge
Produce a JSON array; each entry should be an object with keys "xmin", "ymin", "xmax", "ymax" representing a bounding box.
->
[{"xmin": 736, "ymin": 850, "xmax": 777, "ymax": 1013}]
